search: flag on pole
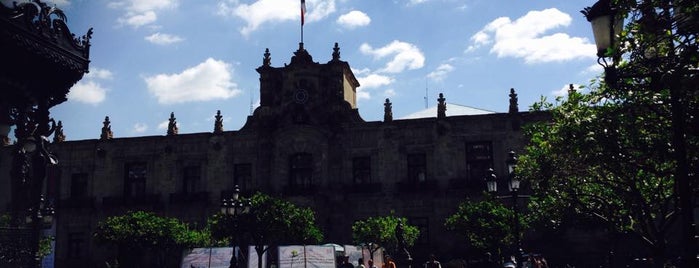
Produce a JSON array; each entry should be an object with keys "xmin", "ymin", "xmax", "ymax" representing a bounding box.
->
[{"xmin": 301, "ymin": 0, "xmax": 306, "ymax": 26}]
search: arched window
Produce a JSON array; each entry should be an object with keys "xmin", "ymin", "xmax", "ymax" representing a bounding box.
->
[{"xmin": 289, "ymin": 153, "xmax": 313, "ymax": 189}]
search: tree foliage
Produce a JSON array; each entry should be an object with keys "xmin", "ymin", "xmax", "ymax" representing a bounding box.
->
[
  {"xmin": 93, "ymin": 210, "xmax": 210, "ymax": 267},
  {"xmin": 351, "ymin": 214, "xmax": 419, "ymax": 257},
  {"xmin": 208, "ymin": 192, "xmax": 323, "ymax": 268},
  {"xmin": 519, "ymin": 0, "xmax": 698, "ymax": 260},
  {"xmin": 444, "ymin": 197, "xmax": 526, "ymax": 254}
]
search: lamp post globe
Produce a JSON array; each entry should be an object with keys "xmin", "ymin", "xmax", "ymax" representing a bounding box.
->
[{"xmin": 220, "ymin": 185, "xmax": 251, "ymax": 268}]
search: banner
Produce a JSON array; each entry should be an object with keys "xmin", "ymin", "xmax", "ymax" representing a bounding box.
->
[
  {"xmin": 278, "ymin": 245, "xmax": 335, "ymax": 268},
  {"xmin": 181, "ymin": 247, "xmax": 236, "ymax": 268},
  {"xmin": 248, "ymin": 245, "xmax": 267, "ymax": 268}
]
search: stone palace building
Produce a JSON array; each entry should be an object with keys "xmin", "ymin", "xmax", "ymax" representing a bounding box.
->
[{"xmin": 1, "ymin": 42, "xmax": 548, "ymax": 267}]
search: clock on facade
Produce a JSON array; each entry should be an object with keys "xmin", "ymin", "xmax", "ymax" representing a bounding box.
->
[{"xmin": 294, "ymin": 89, "xmax": 309, "ymax": 104}]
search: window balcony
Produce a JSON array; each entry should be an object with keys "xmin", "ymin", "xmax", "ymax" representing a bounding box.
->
[
  {"xmin": 169, "ymin": 191, "xmax": 209, "ymax": 204},
  {"xmin": 58, "ymin": 196, "xmax": 95, "ymax": 209},
  {"xmin": 396, "ymin": 180, "xmax": 438, "ymax": 193},
  {"xmin": 102, "ymin": 194, "xmax": 161, "ymax": 207}
]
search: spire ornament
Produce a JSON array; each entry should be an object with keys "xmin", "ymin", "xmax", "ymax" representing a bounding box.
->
[
  {"xmin": 384, "ymin": 98, "xmax": 393, "ymax": 122},
  {"xmin": 53, "ymin": 120, "xmax": 65, "ymax": 143},
  {"xmin": 167, "ymin": 112, "xmax": 178, "ymax": 136},
  {"xmin": 263, "ymin": 48, "xmax": 271, "ymax": 67},
  {"xmin": 508, "ymin": 88, "xmax": 519, "ymax": 114},
  {"xmin": 437, "ymin": 93, "xmax": 447, "ymax": 119},
  {"xmin": 214, "ymin": 110, "xmax": 224, "ymax": 134},
  {"xmin": 100, "ymin": 116, "xmax": 113, "ymax": 140},
  {"xmin": 332, "ymin": 42, "xmax": 340, "ymax": 61}
]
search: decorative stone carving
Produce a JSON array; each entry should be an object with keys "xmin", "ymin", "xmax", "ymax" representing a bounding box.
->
[
  {"xmin": 332, "ymin": 42, "xmax": 340, "ymax": 61},
  {"xmin": 167, "ymin": 112, "xmax": 178, "ymax": 136},
  {"xmin": 53, "ymin": 120, "xmax": 65, "ymax": 143},
  {"xmin": 384, "ymin": 98, "xmax": 393, "ymax": 122},
  {"xmin": 437, "ymin": 93, "xmax": 447, "ymax": 119},
  {"xmin": 509, "ymin": 88, "xmax": 519, "ymax": 114},
  {"xmin": 263, "ymin": 48, "xmax": 271, "ymax": 67},
  {"xmin": 100, "ymin": 116, "xmax": 112, "ymax": 140},
  {"xmin": 214, "ymin": 110, "xmax": 224, "ymax": 134}
]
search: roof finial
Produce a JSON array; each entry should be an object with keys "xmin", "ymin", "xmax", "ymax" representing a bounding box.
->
[
  {"xmin": 568, "ymin": 83, "xmax": 576, "ymax": 94},
  {"xmin": 263, "ymin": 48, "xmax": 271, "ymax": 66},
  {"xmin": 167, "ymin": 112, "xmax": 178, "ymax": 136},
  {"xmin": 53, "ymin": 120, "xmax": 65, "ymax": 143},
  {"xmin": 214, "ymin": 110, "xmax": 224, "ymax": 134},
  {"xmin": 437, "ymin": 93, "xmax": 447, "ymax": 119},
  {"xmin": 100, "ymin": 116, "xmax": 113, "ymax": 140},
  {"xmin": 509, "ymin": 88, "xmax": 519, "ymax": 114},
  {"xmin": 332, "ymin": 42, "xmax": 340, "ymax": 61},
  {"xmin": 384, "ymin": 98, "xmax": 393, "ymax": 122}
]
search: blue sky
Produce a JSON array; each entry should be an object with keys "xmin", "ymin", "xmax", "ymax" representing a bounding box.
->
[{"xmin": 4, "ymin": 0, "xmax": 602, "ymax": 141}]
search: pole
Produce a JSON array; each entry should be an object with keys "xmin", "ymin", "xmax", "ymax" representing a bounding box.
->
[{"xmin": 512, "ymin": 189, "xmax": 521, "ymax": 268}]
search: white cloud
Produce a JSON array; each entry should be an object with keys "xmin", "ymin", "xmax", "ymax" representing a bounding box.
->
[
  {"xmin": 427, "ymin": 64, "xmax": 454, "ymax": 81},
  {"xmin": 145, "ymin": 32, "xmax": 184, "ymax": 45},
  {"xmin": 384, "ymin": 89, "xmax": 396, "ymax": 97},
  {"xmin": 68, "ymin": 81, "xmax": 108, "ymax": 105},
  {"xmin": 360, "ymin": 40, "xmax": 425, "ymax": 73},
  {"xmin": 337, "ymin": 10, "xmax": 370, "ymax": 29},
  {"xmin": 468, "ymin": 8, "xmax": 596, "ymax": 63},
  {"xmin": 356, "ymin": 88, "xmax": 370, "ymax": 101},
  {"xmin": 580, "ymin": 64, "xmax": 603, "ymax": 76},
  {"xmin": 552, "ymin": 84, "xmax": 581, "ymax": 96},
  {"xmin": 357, "ymin": 74, "xmax": 394, "ymax": 89},
  {"xmin": 218, "ymin": 0, "xmax": 336, "ymax": 36},
  {"xmin": 157, "ymin": 120, "xmax": 169, "ymax": 130},
  {"xmin": 145, "ymin": 58, "xmax": 242, "ymax": 104},
  {"xmin": 133, "ymin": 123, "xmax": 148, "ymax": 133},
  {"xmin": 110, "ymin": 0, "xmax": 177, "ymax": 28},
  {"xmin": 68, "ymin": 66, "xmax": 113, "ymax": 105},
  {"xmin": 408, "ymin": 0, "xmax": 429, "ymax": 5},
  {"xmin": 85, "ymin": 67, "xmax": 114, "ymax": 80}
]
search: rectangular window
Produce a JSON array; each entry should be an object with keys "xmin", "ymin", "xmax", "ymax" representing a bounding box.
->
[
  {"xmin": 289, "ymin": 153, "xmax": 313, "ymax": 188},
  {"xmin": 234, "ymin": 163, "xmax": 252, "ymax": 190},
  {"xmin": 125, "ymin": 162, "xmax": 146, "ymax": 197},
  {"xmin": 70, "ymin": 173, "xmax": 88, "ymax": 198},
  {"xmin": 183, "ymin": 166, "xmax": 201, "ymax": 194},
  {"xmin": 68, "ymin": 232, "xmax": 84, "ymax": 259},
  {"xmin": 407, "ymin": 153, "xmax": 426, "ymax": 183},
  {"xmin": 352, "ymin": 157, "xmax": 371, "ymax": 184},
  {"xmin": 466, "ymin": 142, "xmax": 493, "ymax": 181}
]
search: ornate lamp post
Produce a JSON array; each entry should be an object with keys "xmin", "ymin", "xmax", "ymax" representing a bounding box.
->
[
  {"xmin": 583, "ymin": 1, "xmax": 697, "ymax": 266},
  {"xmin": 220, "ymin": 185, "xmax": 252, "ymax": 268},
  {"xmin": 486, "ymin": 151, "xmax": 525, "ymax": 268},
  {"xmin": 1, "ymin": 1, "xmax": 91, "ymax": 267}
]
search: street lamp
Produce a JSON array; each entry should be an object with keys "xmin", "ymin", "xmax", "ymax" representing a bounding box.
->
[
  {"xmin": 486, "ymin": 151, "xmax": 524, "ymax": 268},
  {"xmin": 583, "ymin": 1, "xmax": 697, "ymax": 266},
  {"xmin": 220, "ymin": 185, "xmax": 252, "ymax": 268}
]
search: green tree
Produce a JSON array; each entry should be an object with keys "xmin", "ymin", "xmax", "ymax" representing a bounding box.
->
[
  {"xmin": 444, "ymin": 197, "xmax": 525, "ymax": 257},
  {"xmin": 351, "ymin": 214, "xmax": 419, "ymax": 259},
  {"xmin": 93, "ymin": 210, "xmax": 210, "ymax": 267},
  {"xmin": 519, "ymin": 1, "xmax": 698, "ymax": 266},
  {"xmin": 209, "ymin": 192, "xmax": 324, "ymax": 268}
]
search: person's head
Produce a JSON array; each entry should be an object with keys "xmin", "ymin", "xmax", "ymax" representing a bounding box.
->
[
  {"xmin": 429, "ymin": 254, "xmax": 436, "ymax": 261},
  {"xmin": 385, "ymin": 255, "xmax": 392, "ymax": 261},
  {"xmin": 368, "ymin": 259, "xmax": 374, "ymax": 266}
]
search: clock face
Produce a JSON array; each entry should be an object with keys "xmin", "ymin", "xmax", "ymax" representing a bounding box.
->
[{"xmin": 294, "ymin": 89, "xmax": 309, "ymax": 104}]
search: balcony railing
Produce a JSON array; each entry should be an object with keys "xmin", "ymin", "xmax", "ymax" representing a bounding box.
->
[
  {"xmin": 58, "ymin": 196, "xmax": 95, "ymax": 209},
  {"xmin": 102, "ymin": 194, "xmax": 161, "ymax": 207},
  {"xmin": 396, "ymin": 180, "xmax": 438, "ymax": 193},
  {"xmin": 169, "ymin": 191, "xmax": 209, "ymax": 204}
]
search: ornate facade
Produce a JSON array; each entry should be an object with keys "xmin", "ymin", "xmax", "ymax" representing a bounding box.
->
[{"xmin": 1, "ymin": 42, "xmax": 547, "ymax": 267}]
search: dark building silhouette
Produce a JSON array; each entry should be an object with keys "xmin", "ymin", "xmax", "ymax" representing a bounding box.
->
[{"xmin": 1, "ymin": 42, "xmax": 548, "ymax": 267}]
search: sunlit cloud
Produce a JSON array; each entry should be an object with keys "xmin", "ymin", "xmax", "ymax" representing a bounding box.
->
[
  {"xmin": 337, "ymin": 10, "xmax": 370, "ymax": 29},
  {"xmin": 145, "ymin": 58, "xmax": 242, "ymax": 104},
  {"xmin": 468, "ymin": 8, "xmax": 596, "ymax": 63},
  {"xmin": 218, "ymin": 0, "xmax": 336, "ymax": 36},
  {"xmin": 360, "ymin": 40, "xmax": 425, "ymax": 73},
  {"xmin": 145, "ymin": 32, "xmax": 184, "ymax": 45}
]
